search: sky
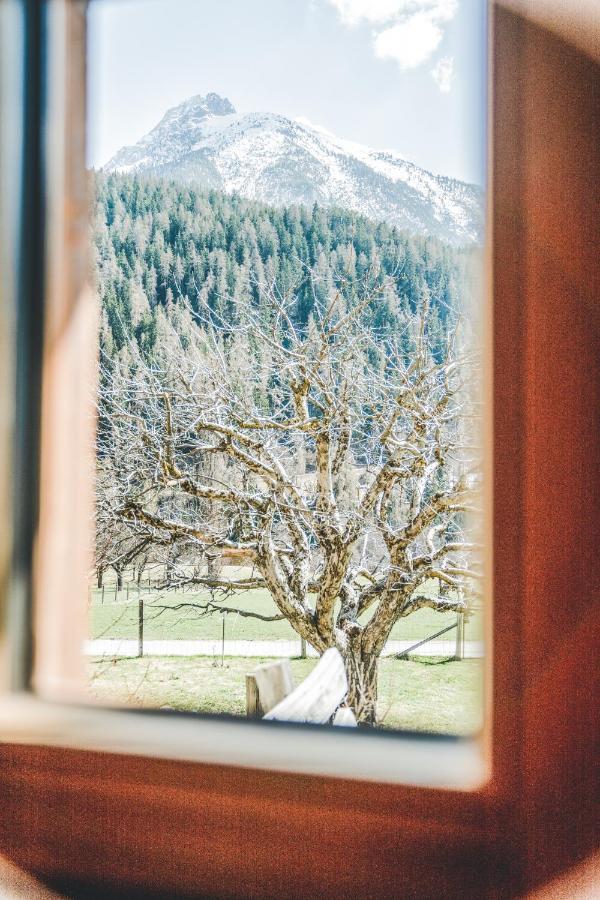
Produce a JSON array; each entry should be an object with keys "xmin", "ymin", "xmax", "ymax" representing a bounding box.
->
[{"xmin": 87, "ymin": 0, "xmax": 487, "ymax": 185}]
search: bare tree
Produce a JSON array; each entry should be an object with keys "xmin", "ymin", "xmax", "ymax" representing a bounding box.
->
[
  {"xmin": 97, "ymin": 281, "xmax": 481, "ymax": 723},
  {"xmin": 95, "ymin": 462, "xmax": 154, "ymax": 591}
]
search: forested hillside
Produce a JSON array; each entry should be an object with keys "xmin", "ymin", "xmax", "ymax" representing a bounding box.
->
[{"xmin": 94, "ymin": 172, "xmax": 477, "ymax": 361}]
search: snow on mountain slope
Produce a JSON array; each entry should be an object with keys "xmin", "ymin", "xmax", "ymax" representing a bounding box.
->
[{"xmin": 105, "ymin": 93, "xmax": 483, "ymax": 246}]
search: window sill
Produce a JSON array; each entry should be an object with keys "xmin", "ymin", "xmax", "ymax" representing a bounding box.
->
[{"xmin": 0, "ymin": 693, "xmax": 487, "ymax": 790}]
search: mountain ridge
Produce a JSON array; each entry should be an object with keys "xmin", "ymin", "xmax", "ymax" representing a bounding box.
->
[{"xmin": 104, "ymin": 92, "xmax": 483, "ymax": 246}]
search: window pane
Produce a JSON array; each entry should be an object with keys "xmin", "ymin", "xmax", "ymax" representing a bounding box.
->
[{"xmin": 86, "ymin": 0, "xmax": 487, "ymax": 733}]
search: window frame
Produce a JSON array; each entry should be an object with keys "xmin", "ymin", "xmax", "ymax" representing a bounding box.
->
[
  {"xmin": 7, "ymin": 0, "xmax": 494, "ymax": 790},
  {"xmin": 0, "ymin": 1, "xmax": 597, "ymax": 897}
]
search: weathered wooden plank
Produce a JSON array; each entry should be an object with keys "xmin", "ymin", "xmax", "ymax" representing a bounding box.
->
[
  {"xmin": 245, "ymin": 674, "xmax": 262, "ymax": 718},
  {"xmin": 247, "ymin": 659, "xmax": 294, "ymax": 717},
  {"xmin": 264, "ymin": 649, "xmax": 347, "ymax": 724}
]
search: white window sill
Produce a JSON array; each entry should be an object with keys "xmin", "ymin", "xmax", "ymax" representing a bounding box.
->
[{"xmin": 0, "ymin": 693, "xmax": 487, "ymax": 789}]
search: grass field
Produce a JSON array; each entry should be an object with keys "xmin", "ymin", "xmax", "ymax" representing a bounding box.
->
[
  {"xmin": 88, "ymin": 654, "xmax": 483, "ymax": 735},
  {"xmin": 90, "ymin": 570, "xmax": 483, "ymax": 645}
]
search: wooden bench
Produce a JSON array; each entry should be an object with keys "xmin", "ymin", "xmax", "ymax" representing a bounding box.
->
[{"xmin": 246, "ymin": 648, "xmax": 357, "ymax": 726}]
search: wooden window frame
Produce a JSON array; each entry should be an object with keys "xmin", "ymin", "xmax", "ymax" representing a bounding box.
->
[{"xmin": 0, "ymin": 1, "xmax": 598, "ymax": 897}]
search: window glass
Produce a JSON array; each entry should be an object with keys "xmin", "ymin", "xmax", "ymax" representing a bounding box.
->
[{"xmin": 86, "ymin": 0, "xmax": 487, "ymax": 733}]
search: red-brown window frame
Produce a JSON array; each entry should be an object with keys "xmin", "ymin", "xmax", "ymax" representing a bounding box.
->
[{"xmin": 0, "ymin": 2, "xmax": 598, "ymax": 897}]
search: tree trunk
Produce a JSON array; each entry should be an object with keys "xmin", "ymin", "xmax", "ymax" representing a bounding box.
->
[
  {"xmin": 115, "ymin": 567, "xmax": 123, "ymax": 592},
  {"xmin": 96, "ymin": 568, "xmax": 103, "ymax": 589},
  {"xmin": 343, "ymin": 650, "xmax": 378, "ymax": 726}
]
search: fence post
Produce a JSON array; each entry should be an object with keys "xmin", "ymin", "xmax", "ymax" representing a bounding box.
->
[
  {"xmin": 221, "ymin": 614, "xmax": 226, "ymax": 667},
  {"xmin": 138, "ymin": 592, "xmax": 144, "ymax": 658},
  {"xmin": 101, "ymin": 584, "xmax": 104, "ymax": 604},
  {"xmin": 455, "ymin": 612, "xmax": 464, "ymax": 660}
]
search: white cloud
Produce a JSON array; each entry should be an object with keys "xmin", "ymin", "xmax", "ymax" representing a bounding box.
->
[
  {"xmin": 327, "ymin": 0, "xmax": 416, "ymax": 26},
  {"xmin": 327, "ymin": 0, "xmax": 459, "ymax": 71},
  {"xmin": 374, "ymin": 13, "xmax": 443, "ymax": 69},
  {"xmin": 431, "ymin": 55, "xmax": 454, "ymax": 91}
]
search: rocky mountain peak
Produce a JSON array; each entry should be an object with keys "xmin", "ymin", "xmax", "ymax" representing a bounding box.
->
[
  {"xmin": 104, "ymin": 94, "xmax": 483, "ymax": 246},
  {"xmin": 158, "ymin": 92, "xmax": 236, "ymax": 128}
]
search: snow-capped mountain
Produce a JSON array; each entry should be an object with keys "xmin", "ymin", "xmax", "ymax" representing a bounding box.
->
[{"xmin": 105, "ymin": 93, "xmax": 483, "ymax": 246}]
